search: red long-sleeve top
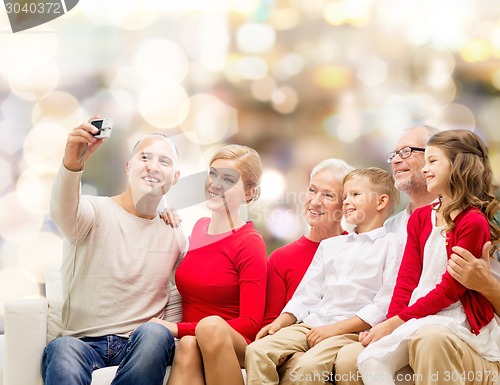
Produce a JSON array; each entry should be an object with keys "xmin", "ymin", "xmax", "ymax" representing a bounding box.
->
[
  {"xmin": 175, "ymin": 218, "xmax": 267, "ymax": 343},
  {"xmin": 263, "ymin": 236, "xmax": 319, "ymax": 325},
  {"xmin": 388, "ymin": 204, "xmax": 494, "ymax": 335}
]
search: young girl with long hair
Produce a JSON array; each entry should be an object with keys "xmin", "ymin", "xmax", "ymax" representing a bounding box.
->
[{"xmin": 357, "ymin": 129, "xmax": 500, "ymax": 385}]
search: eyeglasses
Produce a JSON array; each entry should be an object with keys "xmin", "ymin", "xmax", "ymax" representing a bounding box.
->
[{"xmin": 386, "ymin": 146, "xmax": 425, "ymax": 164}]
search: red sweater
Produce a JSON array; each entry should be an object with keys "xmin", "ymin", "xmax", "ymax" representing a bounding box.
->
[
  {"xmin": 263, "ymin": 236, "xmax": 319, "ymax": 325},
  {"xmin": 388, "ymin": 204, "xmax": 494, "ymax": 335},
  {"xmin": 175, "ymin": 218, "xmax": 267, "ymax": 343}
]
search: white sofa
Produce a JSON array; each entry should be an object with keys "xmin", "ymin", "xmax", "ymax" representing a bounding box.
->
[
  {"xmin": 3, "ymin": 267, "xmax": 414, "ymax": 385},
  {"xmin": 2, "ymin": 267, "xmax": 180, "ymax": 385}
]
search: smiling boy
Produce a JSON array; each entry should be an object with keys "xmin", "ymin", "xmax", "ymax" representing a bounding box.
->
[{"xmin": 245, "ymin": 167, "xmax": 403, "ymax": 385}]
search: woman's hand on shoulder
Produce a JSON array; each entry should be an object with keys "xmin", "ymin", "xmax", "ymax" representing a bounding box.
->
[{"xmin": 160, "ymin": 208, "xmax": 182, "ymax": 228}]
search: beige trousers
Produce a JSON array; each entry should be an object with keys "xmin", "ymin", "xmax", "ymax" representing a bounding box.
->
[
  {"xmin": 408, "ymin": 325, "xmax": 500, "ymax": 385},
  {"xmin": 245, "ymin": 323, "xmax": 364, "ymax": 385}
]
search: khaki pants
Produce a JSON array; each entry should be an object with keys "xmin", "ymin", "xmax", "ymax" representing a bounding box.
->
[
  {"xmin": 409, "ymin": 325, "xmax": 500, "ymax": 385},
  {"xmin": 245, "ymin": 323, "xmax": 364, "ymax": 385}
]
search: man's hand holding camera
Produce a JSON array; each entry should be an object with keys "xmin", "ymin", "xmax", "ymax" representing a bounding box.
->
[{"xmin": 64, "ymin": 116, "xmax": 112, "ymax": 171}]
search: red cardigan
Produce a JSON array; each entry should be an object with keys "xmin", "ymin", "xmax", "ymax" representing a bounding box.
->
[{"xmin": 388, "ymin": 204, "xmax": 494, "ymax": 335}]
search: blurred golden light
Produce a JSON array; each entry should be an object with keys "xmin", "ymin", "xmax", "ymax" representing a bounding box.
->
[
  {"xmin": 134, "ymin": 39, "xmax": 189, "ymax": 85},
  {"xmin": 357, "ymin": 55, "xmax": 387, "ymax": 87},
  {"xmin": 106, "ymin": 0, "xmax": 157, "ymax": 30},
  {"xmin": 237, "ymin": 56, "xmax": 268, "ymax": 80},
  {"xmin": 337, "ymin": 117, "xmax": 361, "ymax": 143},
  {"xmin": 23, "ymin": 122, "xmax": 67, "ymax": 173},
  {"xmin": 412, "ymin": 47, "xmax": 455, "ymax": 87},
  {"xmin": 479, "ymin": 98, "xmax": 500, "ymax": 141},
  {"xmin": 251, "ymin": 76, "xmax": 277, "ymax": 102},
  {"xmin": 32, "ymin": 91, "xmax": 83, "ymax": 128},
  {"xmin": 266, "ymin": 208, "xmax": 302, "ymax": 241},
  {"xmin": 0, "ymin": 268, "xmax": 40, "ymax": 316},
  {"xmin": 0, "ymin": 29, "xmax": 58, "ymax": 77},
  {"xmin": 229, "ymin": 0, "xmax": 260, "ymax": 15},
  {"xmin": 18, "ymin": 232, "xmax": 63, "ymax": 283},
  {"xmin": 181, "ymin": 94, "xmax": 238, "ymax": 145},
  {"xmin": 299, "ymin": 0, "xmax": 326, "ymax": 18},
  {"xmin": 434, "ymin": 103, "xmax": 476, "ymax": 131},
  {"xmin": 236, "ymin": 23, "xmax": 276, "ymax": 54},
  {"xmin": 414, "ymin": 80, "xmax": 456, "ymax": 110},
  {"xmin": 269, "ymin": 8, "xmax": 301, "ymax": 30},
  {"xmin": 8, "ymin": 61, "xmax": 60, "ymax": 101},
  {"xmin": 324, "ymin": 0, "xmax": 371, "ymax": 27},
  {"xmin": 260, "ymin": 169, "xmax": 287, "ymax": 203},
  {"xmin": 312, "ymin": 65, "xmax": 352, "ymax": 90},
  {"xmin": 275, "ymin": 54, "xmax": 305, "ymax": 79},
  {"xmin": 82, "ymin": 88, "xmax": 136, "ymax": 131},
  {"xmin": 271, "ymin": 87, "xmax": 299, "ymax": 114},
  {"xmin": 492, "ymin": 69, "xmax": 500, "ymax": 91},
  {"xmin": 138, "ymin": 83, "xmax": 190, "ymax": 129},
  {"xmin": 0, "ymin": 156, "xmax": 13, "ymax": 193},
  {"xmin": 460, "ymin": 39, "xmax": 492, "ymax": 62},
  {"xmin": 224, "ymin": 54, "xmax": 245, "ymax": 83},
  {"xmin": 16, "ymin": 168, "xmax": 55, "ymax": 215},
  {"xmin": 180, "ymin": 14, "xmax": 229, "ymax": 71},
  {"xmin": 0, "ymin": 193, "xmax": 44, "ymax": 242},
  {"xmin": 0, "ymin": 241, "xmax": 19, "ymax": 268},
  {"xmin": 324, "ymin": 1, "xmax": 347, "ymax": 26},
  {"xmin": 492, "ymin": 25, "xmax": 500, "ymax": 58}
]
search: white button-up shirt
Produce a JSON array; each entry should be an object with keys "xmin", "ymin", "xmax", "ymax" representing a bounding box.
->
[{"xmin": 282, "ymin": 226, "xmax": 403, "ymax": 327}]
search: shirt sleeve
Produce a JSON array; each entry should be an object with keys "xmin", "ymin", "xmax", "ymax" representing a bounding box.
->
[
  {"xmin": 397, "ymin": 211, "xmax": 489, "ymax": 321},
  {"xmin": 49, "ymin": 164, "xmax": 96, "ymax": 244},
  {"xmin": 282, "ymin": 242, "xmax": 325, "ymax": 323},
  {"xmin": 263, "ymin": 250, "xmax": 287, "ymax": 326}
]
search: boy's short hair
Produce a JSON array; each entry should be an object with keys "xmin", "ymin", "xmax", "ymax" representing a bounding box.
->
[{"xmin": 343, "ymin": 167, "xmax": 400, "ymax": 217}]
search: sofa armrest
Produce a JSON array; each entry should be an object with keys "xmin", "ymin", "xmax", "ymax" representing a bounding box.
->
[{"xmin": 4, "ymin": 298, "xmax": 48, "ymax": 385}]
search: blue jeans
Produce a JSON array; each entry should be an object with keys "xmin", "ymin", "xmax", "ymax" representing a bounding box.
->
[{"xmin": 42, "ymin": 323, "xmax": 175, "ymax": 385}]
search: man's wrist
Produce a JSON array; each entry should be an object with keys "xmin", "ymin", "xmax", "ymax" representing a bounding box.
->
[{"xmin": 480, "ymin": 275, "xmax": 500, "ymax": 301}]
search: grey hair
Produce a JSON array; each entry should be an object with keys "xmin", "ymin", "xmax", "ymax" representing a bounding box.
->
[
  {"xmin": 310, "ymin": 158, "xmax": 354, "ymax": 184},
  {"xmin": 404, "ymin": 125, "xmax": 441, "ymax": 145}
]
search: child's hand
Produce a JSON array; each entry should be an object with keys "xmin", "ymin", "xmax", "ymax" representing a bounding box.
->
[
  {"xmin": 256, "ymin": 313, "xmax": 296, "ymax": 340},
  {"xmin": 256, "ymin": 324, "xmax": 273, "ymax": 339},
  {"xmin": 359, "ymin": 316, "xmax": 403, "ymax": 346},
  {"xmin": 306, "ymin": 325, "xmax": 338, "ymax": 347}
]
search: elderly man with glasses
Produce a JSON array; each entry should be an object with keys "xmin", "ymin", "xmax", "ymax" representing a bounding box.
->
[{"xmin": 384, "ymin": 125, "xmax": 439, "ymax": 239}]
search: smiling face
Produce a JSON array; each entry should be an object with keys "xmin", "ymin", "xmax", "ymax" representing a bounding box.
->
[
  {"xmin": 342, "ymin": 176, "xmax": 381, "ymax": 228},
  {"xmin": 390, "ymin": 127, "xmax": 428, "ymax": 197},
  {"xmin": 127, "ymin": 136, "xmax": 179, "ymax": 201},
  {"xmin": 204, "ymin": 158, "xmax": 246, "ymax": 213},
  {"xmin": 304, "ymin": 170, "xmax": 344, "ymax": 230},
  {"xmin": 422, "ymin": 145, "xmax": 452, "ymax": 199}
]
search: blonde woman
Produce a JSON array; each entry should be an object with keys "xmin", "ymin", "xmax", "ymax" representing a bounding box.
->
[{"xmin": 154, "ymin": 144, "xmax": 267, "ymax": 385}]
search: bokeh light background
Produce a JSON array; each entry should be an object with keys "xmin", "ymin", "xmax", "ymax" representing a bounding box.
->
[{"xmin": 1, "ymin": 0, "xmax": 500, "ymax": 320}]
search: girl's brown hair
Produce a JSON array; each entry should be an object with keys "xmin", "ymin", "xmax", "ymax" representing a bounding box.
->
[{"xmin": 427, "ymin": 129, "xmax": 500, "ymax": 253}]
